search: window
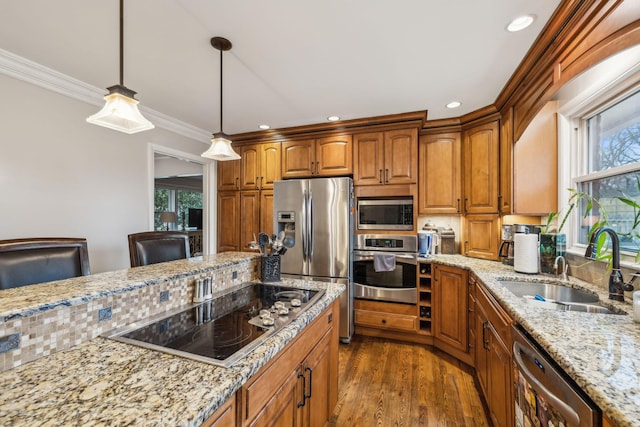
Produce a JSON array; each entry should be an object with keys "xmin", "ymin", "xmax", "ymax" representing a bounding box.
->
[
  {"xmin": 575, "ymin": 89, "xmax": 640, "ymax": 254},
  {"xmin": 154, "ymin": 186, "xmax": 202, "ymax": 231}
]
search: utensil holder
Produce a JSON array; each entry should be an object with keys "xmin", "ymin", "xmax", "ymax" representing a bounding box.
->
[{"xmin": 261, "ymin": 255, "xmax": 281, "ymax": 282}]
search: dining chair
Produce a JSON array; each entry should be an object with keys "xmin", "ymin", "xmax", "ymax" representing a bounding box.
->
[
  {"xmin": 0, "ymin": 237, "xmax": 90, "ymax": 290},
  {"xmin": 128, "ymin": 231, "xmax": 191, "ymax": 267}
]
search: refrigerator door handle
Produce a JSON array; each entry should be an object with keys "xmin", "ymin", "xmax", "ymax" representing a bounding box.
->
[
  {"xmin": 308, "ymin": 190, "xmax": 314, "ymax": 262},
  {"xmin": 302, "ymin": 190, "xmax": 308, "ymax": 262}
]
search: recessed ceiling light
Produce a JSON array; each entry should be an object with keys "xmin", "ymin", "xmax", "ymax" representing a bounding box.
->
[
  {"xmin": 327, "ymin": 115, "xmax": 340, "ymax": 122},
  {"xmin": 507, "ymin": 14, "xmax": 535, "ymax": 32},
  {"xmin": 259, "ymin": 124, "xmax": 270, "ymax": 130},
  {"xmin": 446, "ymin": 101, "xmax": 462, "ymax": 109}
]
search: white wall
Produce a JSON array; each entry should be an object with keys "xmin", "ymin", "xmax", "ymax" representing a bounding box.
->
[{"xmin": 0, "ymin": 74, "xmax": 210, "ymax": 273}]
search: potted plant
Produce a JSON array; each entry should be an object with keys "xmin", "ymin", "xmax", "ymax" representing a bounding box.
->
[{"xmin": 539, "ymin": 189, "xmax": 609, "ymax": 274}]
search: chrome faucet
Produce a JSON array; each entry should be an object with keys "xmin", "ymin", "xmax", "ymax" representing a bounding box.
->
[
  {"xmin": 553, "ymin": 255, "xmax": 568, "ymax": 281},
  {"xmin": 584, "ymin": 226, "xmax": 634, "ymax": 301}
]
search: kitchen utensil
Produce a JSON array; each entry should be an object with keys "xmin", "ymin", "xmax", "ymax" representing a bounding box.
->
[
  {"xmin": 258, "ymin": 232, "xmax": 270, "ymax": 255},
  {"xmin": 282, "ymin": 235, "xmax": 295, "ymax": 248}
]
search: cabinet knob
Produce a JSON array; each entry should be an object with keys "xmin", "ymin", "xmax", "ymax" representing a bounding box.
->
[{"xmin": 381, "ymin": 319, "xmax": 387, "ymax": 324}]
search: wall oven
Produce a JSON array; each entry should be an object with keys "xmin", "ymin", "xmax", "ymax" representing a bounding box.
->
[
  {"xmin": 356, "ymin": 198, "xmax": 413, "ymax": 230},
  {"xmin": 353, "ymin": 234, "xmax": 417, "ymax": 304}
]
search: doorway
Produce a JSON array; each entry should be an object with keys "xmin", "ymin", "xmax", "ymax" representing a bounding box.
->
[{"xmin": 150, "ymin": 144, "xmax": 214, "ymax": 256}]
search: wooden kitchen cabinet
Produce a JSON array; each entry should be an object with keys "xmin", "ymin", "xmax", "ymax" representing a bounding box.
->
[
  {"xmin": 418, "ymin": 131, "xmax": 462, "ymax": 214},
  {"xmin": 217, "ymin": 191, "xmax": 240, "ymax": 252},
  {"xmin": 433, "ymin": 264, "xmax": 471, "ymax": 364},
  {"xmin": 218, "ymin": 159, "xmax": 241, "ymax": 191},
  {"xmin": 202, "ymin": 395, "xmax": 236, "ymax": 427},
  {"xmin": 240, "ymin": 299, "xmax": 338, "ymax": 427},
  {"xmin": 353, "ymin": 128, "xmax": 417, "ymax": 186},
  {"xmin": 462, "ymin": 120, "xmax": 500, "ymax": 214},
  {"xmin": 475, "ymin": 282, "xmax": 513, "ymax": 427},
  {"xmin": 281, "ymin": 135, "xmax": 352, "ymax": 178},
  {"xmin": 240, "ymin": 142, "xmax": 281, "ymax": 190},
  {"xmin": 462, "ymin": 214, "xmax": 501, "ymax": 261}
]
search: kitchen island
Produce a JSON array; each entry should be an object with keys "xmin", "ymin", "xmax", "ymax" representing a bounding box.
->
[{"xmin": 0, "ymin": 253, "xmax": 344, "ymax": 426}]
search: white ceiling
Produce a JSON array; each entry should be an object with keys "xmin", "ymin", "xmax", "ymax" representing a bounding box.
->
[{"xmin": 0, "ymin": 0, "xmax": 561, "ymax": 140}]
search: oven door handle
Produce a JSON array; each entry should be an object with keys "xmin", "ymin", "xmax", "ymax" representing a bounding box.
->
[
  {"xmin": 353, "ymin": 252, "xmax": 417, "ymax": 262},
  {"xmin": 513, "ymin": 341, "xmax": 581, "ymax": 426}
]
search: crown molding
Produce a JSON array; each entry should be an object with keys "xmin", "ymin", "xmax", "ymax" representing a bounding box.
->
[{"xmin": 0, "ymin": 48, "xmax": 211, "ymax": 144}]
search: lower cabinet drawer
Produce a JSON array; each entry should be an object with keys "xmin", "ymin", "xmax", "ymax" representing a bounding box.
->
[{"xmin": 355, "ymin": 309, "xmax": 416, "ymax": 332}]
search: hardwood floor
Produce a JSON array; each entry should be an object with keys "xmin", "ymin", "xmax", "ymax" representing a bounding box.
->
[{"xmin": 330, "ymin": 335, "xmax": 490, "ymax": 426}]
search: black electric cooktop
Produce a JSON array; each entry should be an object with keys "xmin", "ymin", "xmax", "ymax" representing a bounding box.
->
[{"xmin": 105, "ymin": 282, "xmax": 324, "ymax": 367}]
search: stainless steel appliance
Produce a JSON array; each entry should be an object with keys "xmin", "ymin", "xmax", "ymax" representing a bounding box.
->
[
  {"xmin": 499, "ymin": 224, "xmax": 515, "ymax": 265},
  {"xmin": 512, "ymin": 325, "xmax": 599, "ymax": 426},
  {"xmin": 105, "ymin": 282, "xmax": 324, "ymax": 368},
  {"xmin": 274, "ymin": 177, "xmax": 354, "ymax": 343},
  {"xmin": 356, "ymin": 198, "xmax": 413, "ymax": 230},
  {"xmin": 353, "ymin": 234, "xmax": 417, "ymax": 304}
]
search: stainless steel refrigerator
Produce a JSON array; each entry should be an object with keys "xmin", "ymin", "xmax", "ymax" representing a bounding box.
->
[{"xmin": 274, "ymin": 177, "xmax": 353, "ymax": 343}]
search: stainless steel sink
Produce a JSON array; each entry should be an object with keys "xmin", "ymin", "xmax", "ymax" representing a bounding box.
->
[
  {"xmin": 498, "ymin": 280, "xmax": 623, "ymax": 315},
  {"xmin": 498, "ymin": 280, "xmax": 599, "ymax": 303}
]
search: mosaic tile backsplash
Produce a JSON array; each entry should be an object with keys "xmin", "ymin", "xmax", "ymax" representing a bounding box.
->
[{"xmin": 0, "ymin": 253, "xmax": 260, "ymax": 372}]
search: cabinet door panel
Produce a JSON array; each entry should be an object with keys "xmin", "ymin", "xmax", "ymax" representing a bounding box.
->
[
  {"xmin": 419, "ymin": 132, "xmax": 461, "ymax": 214},
  {"xmin": 463, "ymin": 214, "xmax": 500, "ymax": 260},
  {"xmin": 499, "ymin": 108, "xmax": 513, "ymax": 214},
  {"xmin": 217, "ymin": 191, "xmax": 240, "ymax": 252},
  {"xmin": 282, "ymin": 139, "xmax": 315, "ymax": 178},
  {"xmin": 261, "ymin": 143, "xmax": 281, "ymax": 189},
  {"xmin": 218, "ymin": 159, "xmax": 240, "ymax": 191},
  {"xmin": 463, "ymin": 121, "xmax": 499, "ymax": 213},
  {"xmin": 433, "ymin": 265, "xmax": 468, "ymax": 353},
  {"xmin": 316, "ymin": 135, "xmax": 352, "ymax": 176},
  {"xmin": 240, "ymin": 145, "xmax": 261, "ymax": 190},
  {"xmin": 384, "ymin": 128, "xmax": 417, "ymax": 184},
  {"xmin": 240, "ymin": 191, "xmax": 260, "ymax": 252},
  {"xmin": 301, "ymin": 330, "xmax": 333, "ymax": 427},
  {"xmin": 260, "ymin": 190, "xmax": 275, "ymax": 236},
  {"xmin": 353, "ymin": 132, "xmax": 384, "ymax": 185},
  {"xmin": 488, "ymin": 335, "xmax": 512, "ymax": 427}
]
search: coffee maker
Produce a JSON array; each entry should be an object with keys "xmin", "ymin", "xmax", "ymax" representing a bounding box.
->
[{"xmin": 498, "ymin": 224, "xmax": 515, "ymax": 265}]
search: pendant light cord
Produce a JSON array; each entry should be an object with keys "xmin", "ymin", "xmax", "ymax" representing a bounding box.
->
[
  {"xmin": 119, "ymin": 0, "xmax": 124, "ymax": 86},
  {"xmin": 219, "ymin": 47, "xmax": 223, "ymax": 133}
]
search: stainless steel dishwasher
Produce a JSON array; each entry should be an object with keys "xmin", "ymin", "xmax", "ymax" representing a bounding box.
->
[{"xmin": 511, "ymin": 325, "xmax": 600, "ymax": 426}]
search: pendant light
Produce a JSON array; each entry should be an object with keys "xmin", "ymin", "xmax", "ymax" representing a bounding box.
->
[
  {"xmin": 86, "ymin": 0, "xmax": 154, "ymax": 134},
  {"xmin": 201, "ymin": 37, "xmax": 241, "ymax": 161}
]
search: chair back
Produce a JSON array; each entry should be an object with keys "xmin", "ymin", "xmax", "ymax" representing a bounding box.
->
[
  {"xmin": 128, "ymin": 231, "xmax": 190, "ymax": 267},
  {"xmin": 0, "ymin": 238, "xmax": 90, "ymax": 290}
]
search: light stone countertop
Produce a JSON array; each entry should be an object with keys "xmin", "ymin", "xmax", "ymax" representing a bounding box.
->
[
  {"xmin": 0, "ymin": 276, "xmax": 344, "ymax": 426},
  {"xmin": 2, "ymin": 252, "xmax": 638, "ymax": 426},
  {"xmin": 427, "ymin": 254, "xmax": 639, "ymax": 427}
]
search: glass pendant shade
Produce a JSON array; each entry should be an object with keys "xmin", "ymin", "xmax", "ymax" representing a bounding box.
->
[
  {"xmin": 86, "ymin": 85, "xmax": 154, "ymax": 134},
  {"xmin": 201, "ymin": 132, "xmax": 241, "ymax": 160}
]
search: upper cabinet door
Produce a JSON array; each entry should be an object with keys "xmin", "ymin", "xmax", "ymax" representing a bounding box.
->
[
  {"xmin": 217, "ymin": 158, "xmax": 240, "ymax": 191},
  {"xmin": 463, "ymin": 121, "xmax": 500, "ymax": 214},
  {"xmin": 260, "ymin": 143, "xmax": 281, "ymax": 189},
  {"xmin": 353, "ymin": 132, "xmax": 384, "ymax": 185},
  {"xmin": 315, "ymin": 135, "xmax": 353, "ymax": 176},
  {"xmin": 240, "ymin": 145, "xmax": 261, "ymax": 190},
  {"xmin": 384, "ymin": 128, "xmax": 417, "ymax": 185},
  {"xmin": 419, "ymin": 132, "xmax": 461, "ymax": 214},
  {"xmin": 281, "ymin": 139, "xmax": 315, "ymax": 178}
]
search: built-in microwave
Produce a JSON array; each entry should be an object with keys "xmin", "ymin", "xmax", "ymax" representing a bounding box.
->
[{"xmin": 356, "ymin": 198, "xmax": 414, "ymax": 230}]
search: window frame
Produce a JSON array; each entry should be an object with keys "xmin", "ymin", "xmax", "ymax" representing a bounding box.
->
[{"xmin": 559, "ymin": 60, "xmax": 640, "ymax": 268}]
